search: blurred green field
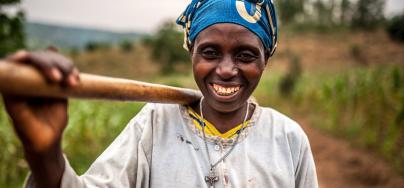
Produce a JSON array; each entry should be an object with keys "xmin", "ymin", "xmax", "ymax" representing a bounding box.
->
[
  {"xmin": 1, "ymin": 63, "xmax": 403, "ymax": 187},
  {"xmin": 271, "ymin": 65, "xmax": 404, "ymax": 175},
  {"xmin": 0, "ymin": 100, "xmax": 145, "ymax": 187}
]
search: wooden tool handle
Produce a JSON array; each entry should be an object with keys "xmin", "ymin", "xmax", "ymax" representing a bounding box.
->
[{"xmin": 0, "ymin": 61, "xmax": 202, "ymax": 105}]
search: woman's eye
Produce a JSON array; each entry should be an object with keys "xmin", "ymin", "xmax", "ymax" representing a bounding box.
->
[
  {"xmin": 236, "ymin": 51, "xmax": 258, "ymax": 62},
  {"xmin": 200, "ymin": 49, "xmax": 220, "ymax": 59}
]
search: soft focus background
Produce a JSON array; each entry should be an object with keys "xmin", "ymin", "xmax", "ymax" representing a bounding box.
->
[{"xmin": 1, "ymin": 0, "xmax": 404, "ymax": 187}]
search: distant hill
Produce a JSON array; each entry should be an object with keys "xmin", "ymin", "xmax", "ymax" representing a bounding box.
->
[{"xmin": 25, "ymin": 22, "xmax": 144, "ymax": 50}]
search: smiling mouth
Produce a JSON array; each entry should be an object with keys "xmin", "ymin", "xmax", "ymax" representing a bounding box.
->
[{"xmin": 211, "ymin": 83, "xmax": 241, "ymax": 96}]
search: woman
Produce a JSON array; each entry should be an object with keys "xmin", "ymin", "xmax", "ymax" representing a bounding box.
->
[{"xmin": 3, "ymin": 0, "xmax": 318, "ymax": 187}]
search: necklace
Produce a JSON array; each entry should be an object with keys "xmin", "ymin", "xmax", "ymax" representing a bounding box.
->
[{"xmin": 199, "ymin": 98, "xmax": 250, "ymax": 188}]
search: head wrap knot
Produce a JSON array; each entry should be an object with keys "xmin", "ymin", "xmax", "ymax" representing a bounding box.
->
[{"xmin": 176, "ymin": 0, "xmax": 278, "ymax": 57}]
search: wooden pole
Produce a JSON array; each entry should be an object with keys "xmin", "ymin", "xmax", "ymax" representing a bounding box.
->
[{"xmin": 0, "ymin": 61, "xmax": 201, "ymax": 105}]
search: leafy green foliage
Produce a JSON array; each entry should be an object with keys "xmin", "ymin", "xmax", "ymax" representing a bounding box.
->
[
  {"xmin": 85, "ymin": 41, "xmax": 111, "ymax": 52},
  {"xmin": 0, "ymin": 9, "xmax": 25, "ymax": 57},
  {"xmin": 351, "ymin": 0, "xmax": 385, "ymax": 29},
  {"xmin": 0, "ymin": 101, "xmax": 26, "ymax": 187},
  {"xmin": 119, "ymin": 40, "xmax": 134, "ymax": 52},
  {"xmin": 340, "ymin": 0, "xmax": 352, "ymax": 24},
  {"xmin": 313, "ymin": 0, "xmax": 330, "ymax": 26},
  {"xmin": 0, "ymin": 101, "xmax": 144, "ymax": 187},
  {"xmin": 300, "ymin": 66, "xmax": 404, "ymax": 175},
  {"xmin": 277, "ymin": 0, "xmax": 305, "ymax": 24},
  {"xmin": 0, "ymin": 0, "xmax": 20, "ymax": 5},
  {"xmin": 276, "ymin": 0, "xmax": 385, "ymax": 31},
  {"xmin": 386, "ymin": 14, "xmax": 404, "ymax": 42},
  {"xmin": 143, "ymin": 21, "xmax": 189, "ymax": 74},
  {"xmin": 257, "ymin": 65, "xmax": 404, "ymax": 176},
  {"xmin": 64, "ymin": 101, "xmax": 144, "ymax": 174}
]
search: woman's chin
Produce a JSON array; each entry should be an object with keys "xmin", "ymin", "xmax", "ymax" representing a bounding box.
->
[
  {"xmin": 205, "ymin": 89, "xmax": 247, "ymax": 113},
  {"xmin": 207, "ymin": 100, "xmax": 247, "ymax": 114}
]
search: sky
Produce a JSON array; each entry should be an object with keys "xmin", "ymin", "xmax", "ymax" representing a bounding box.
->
[
  {"xmin": 8, "ymin": 0, "xmax": 404, "ymax": 32},
  {"xmin": 20, "ymin": 0, "xmax": 190, "ymax": 32}
]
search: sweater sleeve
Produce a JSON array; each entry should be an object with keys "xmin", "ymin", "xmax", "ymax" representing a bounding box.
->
[
  {"xmin": 294, "ymin": 132, "xmax": 318, "ymax": 188},
  {"xmin": 24, "ymin": 103, "xmax": 155, "ymax": 188}
]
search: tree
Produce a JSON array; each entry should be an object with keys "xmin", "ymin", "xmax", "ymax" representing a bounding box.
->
[
  {"xmin": 85, "ymin": 41, "xmax": 110, "ymax": 52},
  {"xmin": 0, "ymin": 0, "xmax": 25, "ymax": 57},
  {"xmin": 386, "ymin": 14, "xmax": 404, "ymax": 43},
  {"xmin": 119, "ymin": 40, "xmax": 133, "ymax": 52},
  {"xmin": 340, "ymin": 0, "xmax": 352, "ymax": 25},
  {"xmin": 351, "ymin": 0, "xmax": 385, "ymax": 29},
  {"xmin": 278, "ymin": 0, "xmax": 306, "ymax": 24},
  {"xmin": 313, "ymin": 0, "xmax": 328, "ymax": 26},
  {"xmin": 144, "ymin": 21, "xmax": 189, "ymax": 74}
]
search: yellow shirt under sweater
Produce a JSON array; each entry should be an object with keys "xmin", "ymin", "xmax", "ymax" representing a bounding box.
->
[{"xmin": 187, "ymin": 107, "xmax": 249, "ymax": 139}]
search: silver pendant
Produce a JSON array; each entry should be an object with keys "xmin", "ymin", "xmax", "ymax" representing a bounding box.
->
[{"xmin": 205, "ymin": 169, "xmax": 219, "ymax": 188}]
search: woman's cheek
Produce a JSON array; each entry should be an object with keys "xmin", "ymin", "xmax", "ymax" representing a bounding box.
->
[
  {"xmin": 241, "ymin": 63, "xmax": 264, "ymax": 81},
  {"xmin": 193, "ymin": 61, "xmax": 215, "ymax": 77}
]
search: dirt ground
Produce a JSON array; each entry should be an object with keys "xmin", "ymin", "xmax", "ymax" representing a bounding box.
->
[{"xmin": 300, "ymin": 123, "xmax": 404, "ymax": 188}]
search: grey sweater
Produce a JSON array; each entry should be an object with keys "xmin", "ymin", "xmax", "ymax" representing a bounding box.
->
[{"xmin": 25, "ymin": 102, "xmax": 318, "ymax": 188}]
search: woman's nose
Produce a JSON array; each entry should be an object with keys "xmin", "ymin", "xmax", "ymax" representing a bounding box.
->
[{"xmin": 216, "ymin": 56, "xmax": 238, "ymax": 80}]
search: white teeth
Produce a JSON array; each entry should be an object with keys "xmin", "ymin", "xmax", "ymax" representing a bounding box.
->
[{"xmin": 212, "ymin": 84, "xmax": 241, "ymax": 96}]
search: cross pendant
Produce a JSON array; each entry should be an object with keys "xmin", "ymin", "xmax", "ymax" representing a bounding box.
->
[{"xmin": 205, "ymin": 169, "xmax": 219, "ymax": 188}]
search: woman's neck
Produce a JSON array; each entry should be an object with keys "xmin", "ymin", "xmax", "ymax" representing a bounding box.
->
[{"xmin": 191, "ymin": 100, "xmax": 254, "ymax": 134}]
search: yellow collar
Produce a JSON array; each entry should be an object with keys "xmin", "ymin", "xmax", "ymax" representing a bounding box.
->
[{"xmin": 187, "ymin": 107, "xmax": 248, "ymax": 139}]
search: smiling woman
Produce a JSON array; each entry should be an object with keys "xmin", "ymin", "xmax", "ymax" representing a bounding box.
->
[
  {"xmin": 191, "ymin": 23, "xmax": 267, "ymax": 132},
  {"xmin": 3, "ymin": 0, "xmax": 317, "ymax": 188}
]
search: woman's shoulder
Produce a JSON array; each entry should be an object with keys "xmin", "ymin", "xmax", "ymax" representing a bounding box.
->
[
  {"xmin": 257, "ymin": 106, "xmax": 307, "ymax": 139},
  {"xmin": 256, "ymin": 106, "xmax": 312, "ymax": 159},
  {"xmin": 127, "ymin": 103, "xmax": 180, "ymax": 127},
  {"xmin": 133, "ymin": 102, "xmax": 180, "ymax": 118}
]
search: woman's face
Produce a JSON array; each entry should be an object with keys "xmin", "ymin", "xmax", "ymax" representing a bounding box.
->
[{"xmin": 192, "ymin": 23, "xmax": 268, "ymax": 113}]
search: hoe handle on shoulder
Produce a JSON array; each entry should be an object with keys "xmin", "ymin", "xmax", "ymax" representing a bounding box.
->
[{"xmin": 0, "ymin": 61, "xmax": 202, "ymax": 105}]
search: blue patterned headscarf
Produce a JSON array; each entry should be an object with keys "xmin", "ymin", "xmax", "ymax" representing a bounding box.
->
[{"xmin": 177, "ymin": 0, "xmax": 278, "ymax": 56}]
